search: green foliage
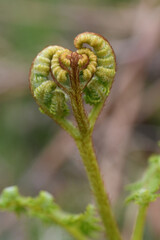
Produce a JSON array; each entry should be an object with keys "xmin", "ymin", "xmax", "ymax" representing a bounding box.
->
[
  {"xmin": 84, "ymin": 77, "xmax": 106, "ymax": 105},
  {"xmin": 34, "ymin": 81, "xmax": 69, "ymax": 118},
  {"xmin": 49, "ymin": 90, "xmax": 69, "ymax": 118},
  {"xmin": 126, "ymin": 153, "xmax": 160, "ymax": 206},
  {"xmin": 0, "ymin": 186, "xmax": 101, "ymax": 239},
  {"xmin": 84, "ymin": 77, "xmax": 113, "ymax": 105}
]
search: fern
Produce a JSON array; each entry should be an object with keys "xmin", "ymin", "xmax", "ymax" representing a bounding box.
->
[
  {"xmin": 0, "ymin": 186, "xmax": 101, "ymax": 240},
  {"xmin": 126, "ymin": 154, "xmax": 160, "ymax": 206}
]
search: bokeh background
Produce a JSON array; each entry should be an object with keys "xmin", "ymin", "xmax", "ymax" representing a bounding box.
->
[{"xmin": 0, "ymin": 0, "xmax": 160, "ymax": 239}]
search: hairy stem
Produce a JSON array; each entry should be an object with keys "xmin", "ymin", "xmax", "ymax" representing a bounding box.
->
[
  {"xmin": 75, "ymin": 134, "xmax": 122, "ymax": 240},
  {"xmin": 70, "ymin": 92, "xmax": 89, "ymax": 135},
  {"xmin": 69, "ymin": 55, "xmax": 89, "ymax": 136},
  {"xmin": 131, "ymin": 205, "xmax": 148, "ymax": 240},
  {"xmin": 70, "ymin": 71, "xmax": 122, "ymax": 240}
]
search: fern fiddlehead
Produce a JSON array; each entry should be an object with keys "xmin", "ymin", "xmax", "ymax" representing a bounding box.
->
[
  {"xmin": 29, "ymin": 32, "xmax": 121, "ymax": 240},
  {"xmin": 29, "ymin": 32, "xmax": 116, "ymax": 135}
]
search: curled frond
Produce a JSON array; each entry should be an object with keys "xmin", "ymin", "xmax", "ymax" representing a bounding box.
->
[
  {"xmin": 77, "ymin": 48, "xmax": 97, "ymax": 81},
  {"xmin": 31, "ymin": 46, "xmax": 64, "ymax": 90},
  {"xmin": 49, "ymin": 89, "xmax": 69, "ymax": 118},
  {"xmin": 84, "ymin": 77, "xmax": 107, "ymax": 105},
  {"xmin": 30, "ymin": 46, "xmax": 70, "ymax": 119},
  {"xmin": 74, "ymin": 32, "xmax": 116, "ymax": 105},
  {"xmin": 51, "ymin": 48, "xmax": 71, "ymax": 82}
]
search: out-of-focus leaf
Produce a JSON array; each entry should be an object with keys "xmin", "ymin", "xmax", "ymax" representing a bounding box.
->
[
  {"xmin": 126, "ymin": 154, "xmax": 160, "ymax": 206},
  {"xmin": 0, "ymin": 186, "xmax": 101, "ymax": 239}
]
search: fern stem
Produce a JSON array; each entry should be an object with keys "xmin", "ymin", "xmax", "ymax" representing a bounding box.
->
[
  {"xmin": 69, "ymin": 76, "xmax": 122, "ymax": 239},
  {"xmin": 131, "ymin": 205, "xmax": 148, "ymax": 240},
  {"xmin": 75, "ymin": 134, "xmax": 122, "ymax": 240}
]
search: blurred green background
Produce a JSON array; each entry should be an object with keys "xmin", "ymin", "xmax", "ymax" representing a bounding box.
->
[{"xmin": 0, "ymin": 0, "xmax": 160, "ymax": 239}]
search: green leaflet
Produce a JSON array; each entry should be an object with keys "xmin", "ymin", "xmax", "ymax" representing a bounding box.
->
[
  {"xmin": 84, "ymin": 76, "xmax": 112, "ymax": 105},
  {"xmin": 49, "ymin": 89, "xmax": 69, "ymax": 118},
  {"xmin": 126, "ymin": 154, "xmax": 160, "ymax": 206},
  {"xmin": 34, "ymin": 80, "xmax": 69, "ymax": 118},
  {"xmin": 0, "ymin": 187, "xmax": 101, "ymax": 239}
]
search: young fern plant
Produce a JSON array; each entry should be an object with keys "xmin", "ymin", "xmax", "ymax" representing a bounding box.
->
[
  {"xmin": 1, "ymin": 32, "xmax": 160, "ymax": 240},
  {"xmin": 29, "ymin": 32, "xmax": 120, "ymax": 240}
]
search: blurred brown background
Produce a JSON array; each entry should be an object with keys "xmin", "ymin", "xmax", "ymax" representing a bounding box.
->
[{"xmin": 0, "ymin": 0, "xmax": 160, "ymax": 239}]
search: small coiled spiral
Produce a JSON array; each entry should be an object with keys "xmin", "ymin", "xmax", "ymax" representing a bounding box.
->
[
  {"xmin": 29, "ymin": 32, "xmax": 116, "ymax": 119},
  {"xmin": 30, "ymin": 46, "xmax": 70, "ymax": 118},
  {"xmin": 74, "ymin": 32, "xmax": 116, "ymax": 104}
]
